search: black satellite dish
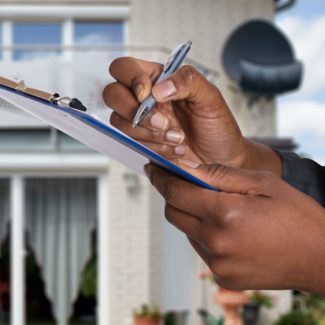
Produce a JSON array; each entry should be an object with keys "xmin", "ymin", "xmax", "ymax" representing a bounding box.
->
[{"xmin": 222, "ymin": 19, "xmax": 303, "ymax": 96}]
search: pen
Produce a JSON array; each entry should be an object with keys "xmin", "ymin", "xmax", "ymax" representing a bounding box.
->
[{"xmin": 132, "ymin": 40, "xmax": 192, "ymax": 128}]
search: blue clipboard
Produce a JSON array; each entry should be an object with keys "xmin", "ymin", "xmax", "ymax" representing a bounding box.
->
[{"xmin": 0, "ymin": 84, "xmax": 216, "ymax": 191}]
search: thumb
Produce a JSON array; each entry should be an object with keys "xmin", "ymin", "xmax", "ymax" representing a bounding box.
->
[
  {"xmin": 152, "ymin": 65, "xmax": 228, "ymax": 116},
  {"xmin": 180, "ymin": 161, "xmax": 273, "ymax": 196}
]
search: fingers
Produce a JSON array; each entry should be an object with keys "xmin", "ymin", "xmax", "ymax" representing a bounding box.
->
[
  {"xmin": 152, "ymin": 65, "xmax": 227, "ymax": 117},
  {"xmin": 139, "ymin": 140, "xmax": 187, "ymax": 158},
  {"xmin": 111, "ymin": 112, "xmax": 185, "ymax": 145},
  {"xmin": 145, "ymin": 164, "xmax": 229, "ymax": 220},
  {"xmin": 103, "ymin": 82, "xmax": 138, "ymax": 121},
  {"xmin": 109, "ymin": 57, "xmax": 163, "ymax": 102},
  {"xmin": 165, "ymin": 204, "xmax": 204, "ymax": 242},
  {"xmin": 188, "ymin": 237, "xmax": 213, "ymax": 265},
  {"xmin": 180, "ymin": 161, "xmax": 275, "ymax": 196},
  {"xmin": 104, "ymin": 82, "xmax": 172, "ymax": 131}
]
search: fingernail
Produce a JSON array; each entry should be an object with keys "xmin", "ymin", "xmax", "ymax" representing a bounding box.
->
[
  {"xmin": 135, "ymin": 83, "xmax": 144, "ymax": 101},
  {"xmin": 174, "ymin": 145, "xmax": 187, "ymax": 156},
  {"xmin": 166, "ymin": 129, "xmax": 185, "ymax": 144},
  {"xmin": 153, "ymin": 80, "xmax": 177, "ymax": 99},
  {"xmin": 180, "ymin": 159, "xmax": 200, "ymax": 169},
  {"xmin": 150, "ymin": 112, "xmax": 169, "ymax": 130}
]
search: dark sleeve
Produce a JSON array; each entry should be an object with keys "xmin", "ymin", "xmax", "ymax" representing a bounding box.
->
[{"xmin": 276, "ymin": 151, "xmax": 325, "ymax": 206}]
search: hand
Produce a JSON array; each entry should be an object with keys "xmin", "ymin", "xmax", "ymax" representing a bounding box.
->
[
  {"xmin": 145, "ymin": 162, "xmax": 325, "ymax": 294},
  {"xmin": 103, "ymin": 58, "xmax": 281, "ymax": 174}
]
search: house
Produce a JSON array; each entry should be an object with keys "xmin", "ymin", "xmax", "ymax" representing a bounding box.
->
[{"xmin": 0, "ymin": 0, "xmax": 295, "ymax": 324}]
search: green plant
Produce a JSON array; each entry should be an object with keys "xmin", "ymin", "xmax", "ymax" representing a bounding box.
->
[
  {"xmin": 249, "ymin": 291, "xmax": 273, "ymax": 308},
  {"xmin": 306, "ymin": 294, "xmax": 325, "ymax": 323},
  {"xmin": 133, "ymin": 304, "xmax": 164, "ymax": 320},
  {"xmin": 274, "ymin": 310, "xmax": 317, "ymax": 325},
  {"xmin": 80, "ymin": 255, "xmax": 97, "ymax": 298}
]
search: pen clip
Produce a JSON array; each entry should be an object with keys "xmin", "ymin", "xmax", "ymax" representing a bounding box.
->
[{"xmin": 163, "ymin": 43, "xmax": 185, "ymax": 72}]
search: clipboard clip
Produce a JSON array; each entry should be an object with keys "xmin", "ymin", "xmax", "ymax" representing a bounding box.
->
[{"xmin": 0, "ymin": 76, "xmax": 87, "ymax": 112}]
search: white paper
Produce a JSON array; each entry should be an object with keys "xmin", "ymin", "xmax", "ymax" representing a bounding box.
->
[{"xmin": 0, "ymin": 87, "xmax": 149, "ymax": 175}]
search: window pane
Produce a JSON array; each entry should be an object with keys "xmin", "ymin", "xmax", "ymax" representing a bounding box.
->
[
  {"xmin": 74, "ymin": 21, "xmax": 124, "ymax": 45},
  {"xmin": 25, "ymin": 178, "xmax": 98, "ymax": 325},
  {"xmin": 0, "ymin": 179, "xmax": 10, "ymax": 325},
  {"xmin": 13, "ymin": 22, "xmax": 62, "ymax": 61}
]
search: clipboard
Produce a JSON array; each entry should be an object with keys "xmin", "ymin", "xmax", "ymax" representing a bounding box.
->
[{"xmin": 0, "ymin": 81, "xmax": 216, "ymax": 191}]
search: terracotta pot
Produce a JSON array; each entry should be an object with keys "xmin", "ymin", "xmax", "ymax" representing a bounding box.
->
[
  {"xmin": 134, "ymin": 317, "xmax": 160, "ymax": 325},
  {"xmin": 214, "ymin": 289, "xmax": 249, "ymax": 325}
]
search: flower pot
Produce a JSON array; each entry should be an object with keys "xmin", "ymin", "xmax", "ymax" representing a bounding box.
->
[
  {"xmin": 242, "ymin": 303, "xmax": 261, "ymax": 325},
  {"xmin": 134, "ymin": 317, "xmax": 160, "ymax": 325},
  {"xmin": 214, "ymin": 288, "xmax": 249, "ymax": 325}
]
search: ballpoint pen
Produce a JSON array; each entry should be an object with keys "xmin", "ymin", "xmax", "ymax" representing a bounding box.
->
[{"xmin": 132, "ymin": 40, "xmax": 192, "ymax": 128}]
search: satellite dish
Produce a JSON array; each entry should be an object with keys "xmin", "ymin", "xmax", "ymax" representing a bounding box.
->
[{"xmin": 222, "ymin": 19, "xmax": 303, "ymax": 96}]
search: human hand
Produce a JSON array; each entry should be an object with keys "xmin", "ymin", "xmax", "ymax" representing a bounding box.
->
[
  {"xmin": 103, "ymin": 57, "xmax": 263, "ymax": 169},
  {"xmin": 145, "ymin": 162, "xmax": 325, "ymax": 294}
]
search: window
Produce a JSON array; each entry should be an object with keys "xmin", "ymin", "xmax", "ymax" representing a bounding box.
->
[
  {"xmin": 25, "ymin": 178, "xmax": 98, "ymax": 325},
  {"xmin": 74, "ymin": 21, "xmax": 124, "ymax": 45},
  {"xmin": 13, "ymin": 22, "xmax": 62, "ymax": 61}
]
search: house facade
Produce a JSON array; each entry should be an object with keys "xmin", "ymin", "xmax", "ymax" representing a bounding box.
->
[{"xmin": 0, "ymin": 0, "xmax": 291, "ymax": 324}]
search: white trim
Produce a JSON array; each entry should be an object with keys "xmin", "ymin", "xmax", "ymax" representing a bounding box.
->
[
  {"xmin": 0, "ymin": 5, "xmax": 130, "ymax": 19},
  {"xmin": 98, "ymin": 174, "xmax": 110, "ymax": 325},
  {"xmin": 0, "ymin": 153, "xmax": 109, "ymax": 171},
  {"xmin": 2, "ymin": 20, "xmax": 12, "ymax": 61},
  {"xmin": 63, "ymin": 18, "xmax": 74, "ymax": 61},
  {"xmin": 10, "ymin": 176, "xmax": 25, "ymax": 325}
]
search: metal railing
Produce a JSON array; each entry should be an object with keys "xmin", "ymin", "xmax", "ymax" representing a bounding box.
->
[{"xmin": 0, "ymin": 44, "xmax": 220, "ymax": 125}]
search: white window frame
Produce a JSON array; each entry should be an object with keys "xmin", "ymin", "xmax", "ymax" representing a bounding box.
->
[
  {"xmin": 0, "ymin": 4, "xmax": 129, "ymax": 62},
  {"xmin": 2, "ymin": 169, "xmax": 110, "ymax": 325},
  {"xmin": 0, "ymin": 5, "xmax": 128, "ymax": 324}
]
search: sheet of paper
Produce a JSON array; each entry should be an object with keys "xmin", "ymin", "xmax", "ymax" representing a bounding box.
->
[
  {"xmin": 0, "ymin": 85, "xmax": 216, "ymax": 190},
  {"xmin": 0, "ymin": 86, "xmax": 148, "ymax": 174}
]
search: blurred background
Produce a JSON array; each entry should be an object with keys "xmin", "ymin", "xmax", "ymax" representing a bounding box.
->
[{"xmin": 0, "ymin": 0, "xmax": 324, "ymax": 325}]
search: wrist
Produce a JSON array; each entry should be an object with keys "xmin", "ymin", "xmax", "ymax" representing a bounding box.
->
[{"xmin": 239, "ymin": 139, "xmax": 283, "ymax": 177}]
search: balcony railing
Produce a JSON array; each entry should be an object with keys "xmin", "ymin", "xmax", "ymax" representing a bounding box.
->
[{"xmin": 0, "ymin": 44, "xmax": 219, "ymax": 128}]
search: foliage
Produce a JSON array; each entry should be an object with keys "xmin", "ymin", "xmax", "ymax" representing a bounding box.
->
[
  {"xmin": 198, "ymin": 309, "xmax": 223, "ymax": 325},
  {"xmin": 274, "ymin": 310, "xmax": 317, "ymax": 325},
  {"xmin": 80, "ymin": 254, "xmax": 97, "ymax": 298},
  {"xmin": 249, "ymin": 291, "xmax": 273, "ymax": 309},
  {"xmin": 133, "ymin": 304, "xmax": 164, "ymax": 320},
  {"xmin": 306, "ymin": 294, "xmax": 325, "ymax": 323}
]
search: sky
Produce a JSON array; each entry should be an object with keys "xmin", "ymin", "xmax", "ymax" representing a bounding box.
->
[{"xmin": 275, "ymin": 0, "xmax": 325, "ymax": 163}]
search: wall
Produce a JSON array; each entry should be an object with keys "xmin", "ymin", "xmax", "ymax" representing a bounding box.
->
[
  {"xmin": 128, "ymin": 1, "xmax": 290, "ymax": 325},
  {"xmin": 129, "ymin": 0, "xmax": 276, "ymax": 137}
]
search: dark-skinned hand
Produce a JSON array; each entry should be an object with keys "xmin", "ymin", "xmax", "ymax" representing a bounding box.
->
[
  {"xmin": 103, "ymin": 58, "xmax": 281, "ymax": 176},
  {"xmin": 145, "ymin": 162, "xmax": 325, "ymax": 295}
]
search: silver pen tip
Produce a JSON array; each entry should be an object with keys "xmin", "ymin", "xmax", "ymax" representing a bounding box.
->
[{"xmin": 132, "ymin": 122, "xmax": 138, "ymax": 128}]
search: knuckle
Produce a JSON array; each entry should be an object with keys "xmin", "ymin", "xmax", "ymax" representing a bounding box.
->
[
  {"xmin": 206, "ymin": 234, "xmax": 230, "ymax": 257},
  {"xmin": 250, "ymin": 171, "xmax": 276, "ymax": 195},
  {"xmin": 164, "ymin": 205, "xmax": 175, "ymax": 224},
  {"xmin": 109, "ymin": 112, "xmax": 118, "ymax": 126},
  {"xmin": 207, "ymin": 259, "xmax": 230, "ymax": 280},
  {"xmin": 217, "ymin": 203, "xmax": 242, "ymax": 228},
  {"xmin": 157, "ymin": 144, "xmax": 173, "ymax": 157},
  {"xmin": 109, "ymin": 57, "xmax": 127, "ymax": 75},
  {"xmin": 110, "ymin": 113, "xmax": 126, "ymax": 131},
  {"xmin": 162, "ymin": 179, "xmax": 181, "ymax": 203},
  {"xmin": 131, "ymin": 72, "xmax": 146, "ymax": 90},
  {"xmin": 102, "ymin": 83, "xmax": 116, "ymax": 103},
  {"xmin": 204, "ymin": 164, "xmax": 233, "ymax": 184},
  {"xmin": 178, "ymin": 65, "xmax": 198, "ymax": 86}
]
